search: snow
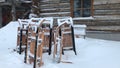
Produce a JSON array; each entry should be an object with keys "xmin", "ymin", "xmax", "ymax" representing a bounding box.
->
[
  {"xmin": 0, "ymin": 0, "xmax": 5, "ymax": 2},
  {"xmin": 57, "ymin": 17, "xmax": 73, "ymax": 26},
  {"xmin": 29, "ymin": 17, "xmax": 53, "ymax": 28},
  {"xmin": 73, "ymin": 16, "xmax": 94, "ymax": 20},
  {"xmin": 0, "ymin": 21, "xmax": 120, "ymax": 68},
  {"xmin": 74, "ymin": 25, "xmax": 87, "ymax": 36},
  {"xmin": 29, "ymin": 13, "xmax": 38, "ymax": 19}
]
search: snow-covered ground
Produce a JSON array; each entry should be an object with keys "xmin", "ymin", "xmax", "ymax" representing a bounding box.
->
[{"xmin": 0, "ymin": 21, "xmax": 120, "ymax": 68}]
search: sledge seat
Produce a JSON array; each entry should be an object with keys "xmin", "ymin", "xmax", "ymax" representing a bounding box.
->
[
  {"xmin": 28, "ymin": 17, "xmax": 53, "ymax": 67},
  {"xmin": 28, "ymin": 18, "xmax": 45, "ymax": 67}
]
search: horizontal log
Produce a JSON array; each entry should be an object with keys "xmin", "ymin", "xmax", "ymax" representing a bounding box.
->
[
  {"xmin": 94, "ymin": 16, "xmax": 120, "ymax": 20},
  {"xmin": 40, "ymin": 3, "xmax": 70, "ymax": 7},
  {"xmin": 40, "ymin": 8, "xmax": 70, "ymax": 13},
  {"xmin": 40, "ymin": 0, "xmax": 70, "ymax": 5},
  {"xmin": 94, "ymin": 3, "xmax": 120, "ymax": 9},
  {"xmin": 94, "ymin": 10, "xmax": 120, "ymax": 15},
  {"xmin": 73, "ymin": 16, "xmax": 120, "ymax": 26},
  {"xmin": 39, "ymin": 12, "xmax": 70, "ymax": 17},
  {"xmin": 40, "ymin": 12, "xmax": 70, "ymax": 15},
  {"xmin": 40, "ymin": 5, "xmax": 70, "ymax": 9}
]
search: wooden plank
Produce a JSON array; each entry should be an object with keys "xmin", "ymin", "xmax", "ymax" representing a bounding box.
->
[
  {"xmin": 94, "ymin": 10, "xmax": 120, "ymax": 15},
  {"xmin": 39, "ymin": 13, "xmax": 70, "ymax": 17},
  {"xmin": 40, "ymin": 8, "xmax": 70, "ymax": 13},
  {"xmin": 40, "ymin": 3, "xmax": 70, "ymax": 7},
  {"xmin": 40, "ymin": 5, "xmax": 70, "ymax": 9},
  {"xmin": 39, "ymin": 0, "xmax": 70, "ymax": 17},
  {"xmin": 74, "ymin": 20, "xmax": 120, "ymax": 26},
  {"xmin": 94, "ymin": 8, "xmax": 120, "ymax": 10},
  {"xmin": 40, "ymin": 12, "xmax": 70, "ymax": 15},
  {"xmin": 70, "ymin": 0, "xmax": 74, "ymax": 17},
  {"xmin": 40, "ymin": 0, "xmax": 70, "ymax": 5},
  {"xmin": 91, "ymin": 0, "xmax": 94, "ymax": 16},
  {"xmin": 94, "ymin": 3, "xmax": 120, "ymax": 9}
]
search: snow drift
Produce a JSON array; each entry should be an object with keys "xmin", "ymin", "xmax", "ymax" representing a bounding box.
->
[{"xmin": 0, "ymin": 21, "xmax": 120, "ymax": 68}]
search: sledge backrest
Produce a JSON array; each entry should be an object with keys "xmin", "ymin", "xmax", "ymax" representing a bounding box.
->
[
  {"xmin": 18, "ymin": 19, "xmax": 30, "ymax": 29},
  {"xmin": 29, "ymin": 17, "xmax": 53, "ymax": 28},
  {"xmin": 57, "ymin": 17, "xmax": 73, "ymax": 27},
  {"xmin": 41, "ymin": 17, "xmax": 53, "ymax": 28},
  {"xmin": 29, "ymin": 17, "xmax": 53, "ymax": 32},
  {"xmin": 57, "ymin": 17, "xmax": 73, "ymax": 34}
]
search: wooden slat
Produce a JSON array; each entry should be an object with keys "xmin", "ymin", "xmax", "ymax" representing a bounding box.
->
[
  {"xmin": 40, "ymin": 4, "xmax": 70, "ymax": 9},
  {"xmin": 39, "ymin": 0, "xmax": 71, "ymax": 17},
  {"xmin": 40, "ymin": 8, "xmax": 70, "ymax": 13},
  {"xmin": 94, "ymin": 8, "xmax": 120, "ymax": 10},
  {"xmin": 40, "ymin": 12, "xmax": 70, "ymax": 15},
  {"xmin": 70, "ymin": 0, "xmax": 74, "ymax": 17},
  {"xmin": 94, "ymin": 10, "xmax": 120, "ymax": 15},
  {"xmin": 91, "ymin": 0, "xmax": 94, "ymax": 16},
  {"xmin": 40, "ymin": 3, "xmax": 70, "ymax": 7},
  {"xmin": 74, "ymin": 20, "xmax": 120, "ymax": 26},
  {"xmin": 40, "ymin": 0, "xmax": 70, "ymax": 5},
  {"xmin": 94, "ymin": 3, "xmax": 120, "ymax": 9},
  {"xmin": 39, "ymin": 13, "xmax": 70, "ymax": 17}
]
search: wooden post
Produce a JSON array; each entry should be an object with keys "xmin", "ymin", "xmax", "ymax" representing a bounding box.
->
[
  {"xmin": 33, "ymin": 27, "xmax": 39, "ymax": 68},
  {"xmin": 48, "ymin": 28, "xmax": 52, "ymax": 55},
  {"xmin": 24, "ymin": 29, "xmax": 28, "ymax": 63},
  {"xmin": 91, "ymin": 0, "xmax": 94, "ymax": 17},
  {"xmin": 32, "ymin": 0, "xmax": 40, "ymax": 16},
  {"xmin": 19, "ymin": 28, "xmax": 22, "ymax": 54},
  {"xmin": 70, "ymin": 0, "xmax": 74, "ymax": 17},
  {"xmin": 71, "ymin": 26, "xmax": 77, "ymax": 55},
  {"xmin": 0, "ymin": 7, "xmax": 2, "ymax": 27},
  {"xmin": 11, "ymin": 0, "xmax": 16, "ymax": 21}
]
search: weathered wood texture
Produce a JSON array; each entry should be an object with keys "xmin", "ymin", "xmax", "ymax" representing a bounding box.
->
[
  {"xmin": 38, "ymin": 0, "xmax": 120, "ymax": 26},
  {"xmin": 74, "ymin": 3, "xmax": 120, "ymax": 26},
  {"xmin": 39, "ymin": 0, "xmax": 71, "ymax": 17}
]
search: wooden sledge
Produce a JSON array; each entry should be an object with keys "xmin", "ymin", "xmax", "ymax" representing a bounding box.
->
[
  {"xmin": 53, "ymin": 25, "xmax": 63, "ymax": 63},
  {"xmin": 58, "ymin": 17, "xmax": 76, "ymax": 55},
  {"xmin": 17, "ymin": 19, "xmax": 30, "ymax": 54},
  {"xmin": 41, "ymin": 18, "xmax": 53, "ymax": 55},
  {"xmin": 27, "ymin": 17, "xmax": 53, "ymax": 68},
  {"xmin": 28, "ymin": 18, "xmax": 45, "ymax": 67},
  {"xmin": 28, "ymin": 27, "xmax": 45, "ymax": 67},
  {"xmin": 53, "ymin": 17, "xmax": 76, "ymax": 63}
]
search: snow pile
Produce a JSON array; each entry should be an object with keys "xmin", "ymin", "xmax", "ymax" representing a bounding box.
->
[
  {"xmin": 0, "ymin": 21, "xmax": 31, "ymax": 68},
  {"xmin": 0, "ymin": 21, "xmax": 120, "ymax": 68}
]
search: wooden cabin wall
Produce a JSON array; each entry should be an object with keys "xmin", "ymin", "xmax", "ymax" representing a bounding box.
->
[
  {"xmin": 38, "ymin": 0, "xmax": 120, "ymax": 27},
  {"xmin": 39, "ymin": 0, "xmax": 71, "ymax": 17},
  {"xmin": 74, "ymin": 0, "xmax": 120, "ymax": 27},
  {"xmin": 1, "ymin": 0, "xmax": 120, "ymax": 28}
]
